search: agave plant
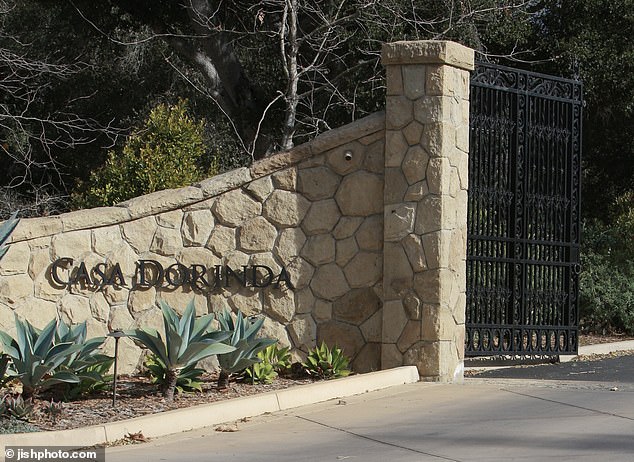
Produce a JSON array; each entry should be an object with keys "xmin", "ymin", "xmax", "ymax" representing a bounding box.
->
[
  {"xmin": 0, "ymin": 211, "xmax": 19, "ymax": 261},
  {"xmin": 0, "ymin": 316, "xmax": 84, "ymax": 399},
  {"xmin": 260, "ymin": 344, "xmax": 292, "ymax": 374},
  {"xmin": 215, "ymin": 308, "xmax": 276, "ymax": 389},
  {"xmin": 0, "ymin": 354, "xmax": 10, "ymax": 388},
  {"xmin": 240, "ymin": 344, "xmax": 293, "ymax": 384},
  {"xmin": 240, "ymin": 360, "xmax": 277, "ymax": 385},
  {"xmin": 144, "ymin": 354, "xmax": 205, "ymax": 394},
  {"xmin": 55, "ymin": 322, "xmax": 109, "ymax": 370},
  {"xmin": 0, "ymin": 394, "xmax": 34, "ymax": 421},
  {"xmin": 54, "ymin": 321, "xmax": 112, "ymax": 398},
  {"xmin": 124, "ymin": 300, "xmax": 235, "ymax": 402},
  {"xmin": 43, "ymin": 398, "xmax": 64, "ymax": 424},
  {"xmin": 303, "ymin": 342, "xmax": 351, "ymax": 379}
]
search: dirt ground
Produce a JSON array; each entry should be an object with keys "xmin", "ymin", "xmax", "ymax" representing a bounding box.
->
[{"xmin": 15, "ymin": 372, "xmax": 313, "ymax": 433}]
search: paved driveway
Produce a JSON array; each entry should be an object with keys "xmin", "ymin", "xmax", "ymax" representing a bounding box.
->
[
  {"xmin": 107, "ymin": 375, "xmax": 634, "ymax": 462},
  {"xmin": 470, "ymin": 353, "xmax": 634, "ymax": 385}
]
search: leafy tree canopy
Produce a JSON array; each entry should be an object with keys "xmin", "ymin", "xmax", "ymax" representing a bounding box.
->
[
  {"xmin": 536, "ymin": 0, "xmax": 634, "ymax": 217},
  {"xmin": 74, "ymin": 100, "xmax": 214, "ymax": 208}
]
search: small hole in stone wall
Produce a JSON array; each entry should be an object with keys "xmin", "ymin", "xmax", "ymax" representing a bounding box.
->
[{"xmin": 344, "ymin": 150, "xmax": 353, "ymax": 161}]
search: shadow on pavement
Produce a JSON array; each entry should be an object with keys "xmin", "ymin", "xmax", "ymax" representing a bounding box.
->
[{"xmin": 469, "ymin": 353, "xmax": 634, "ymax": 383}]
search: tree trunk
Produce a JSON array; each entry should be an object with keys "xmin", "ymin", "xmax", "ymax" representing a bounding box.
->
[
  {"xmin": 163, "ymin": 368, "xmax": 179, "ymax": 402},
  {"xmin": 280, "ymin": 0, "xmax": 300, "ymax": 151},
  {"xmin": 110, "ymin": 0, "xmax": 266, "ymax": 157},
  {"xmin": 21, "ymin": 385, "xmax": 35, "ymax": 401},
  {"xmin": 184, "ymin": 0, "xmax": 264, "ymax": 154},
  {"xmin": 217, "ymin": 369, "xmax": 230, "ymax": 389}
]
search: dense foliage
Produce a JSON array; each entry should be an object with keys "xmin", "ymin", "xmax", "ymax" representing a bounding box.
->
[
  {"xmin": 535, "ymin": 0, "xmax": 634, "ymax": 218},
  {"xmin": 0, "ymin": 0, "xmax": 540, "ymax": 216},
  {"xmin": 74, "ymin": 100, "xmax": 213, "ymax": 207},
  {"xmin": 580, "ymin": 191, "xmax": 634, "ymax": 334}
]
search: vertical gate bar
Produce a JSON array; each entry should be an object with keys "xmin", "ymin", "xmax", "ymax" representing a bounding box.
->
[
  {"xmin": 493, "ymin": 85, "xmax": 498, "ymax": 329},
  {"xmin": 466, "ymin": 63, "xmax": 581, "ymax": 356},
  {"xmin": 521, "ymin": 74, "xmax": 529, "ymax": 342}
]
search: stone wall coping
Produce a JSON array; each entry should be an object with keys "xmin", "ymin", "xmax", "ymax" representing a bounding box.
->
[
  {"xmin": 7, "ymin": 111, "xmax": 385, "ymax": 244},
  {"xmin": 381, "ymin": 40, "xmax": 474, "ymax": 71},
  {"xmin": 249, "ymin": 111, "xmax": 385, "ymax": 177}
]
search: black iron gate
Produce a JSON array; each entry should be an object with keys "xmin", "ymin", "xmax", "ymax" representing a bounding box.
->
[{"xmin": 465, "ymin": 63, "xmax": 582, "ymax": 356}]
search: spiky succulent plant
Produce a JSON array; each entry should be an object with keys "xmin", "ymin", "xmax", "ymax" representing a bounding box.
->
[
  {"xmin": 215, "ymin": 308, "xmax": 276, "ymax": 388},
  {"xmin": 0, "ymin": 317, "xmax": 85, "ymax": 399},
  {"xmin": 124, "ymin": 300, "xmax": 235, "ymax": 401},
  {"xmin": 0, "ymin": 212, "xmax": 19, "ymax": 261}
]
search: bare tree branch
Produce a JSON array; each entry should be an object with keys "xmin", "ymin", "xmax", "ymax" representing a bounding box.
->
[
  {"xmin": 0, "ymin": 0, "xmax": 128, "ymax": 212},
  {"xmin": 65, "ymin": 0, "xmax": 543, "ymax": 161}
]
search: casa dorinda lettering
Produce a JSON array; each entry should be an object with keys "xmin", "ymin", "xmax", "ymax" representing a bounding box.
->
[{"xmin": 50, "ymin": 258, "xmax": 292, "ymax": 291}]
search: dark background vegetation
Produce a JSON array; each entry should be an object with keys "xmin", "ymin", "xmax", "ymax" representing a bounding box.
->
[{"xmin": 1, "ymin": 0, "xmax": 633, "ymax": 334}]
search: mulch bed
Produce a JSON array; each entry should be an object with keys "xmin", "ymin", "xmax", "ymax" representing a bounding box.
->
[
  {"xmin": 9, "ymin": 334, "xmax": 634, "ymax": 434},
  {"xmin": 18, "ymin": 372, "xmax": 313, "ymax": 433}
]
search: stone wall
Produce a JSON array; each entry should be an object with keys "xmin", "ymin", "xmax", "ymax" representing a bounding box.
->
[
  {"xmin": 381, "ymin": 41, "xmax": 473, "ymax": 381},
  {"xmin": 0, "ymin": 112, "xmax": 386, "ymax": 374},
  {"xmin": 0, "ymin": 40, "xmax": 474, "ymax": 381}
]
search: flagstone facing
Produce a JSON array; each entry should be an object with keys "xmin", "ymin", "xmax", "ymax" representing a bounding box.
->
[
  {"xmin": 381, "ymin": 40, "xmax": 473, "ymax": 381},
  {"xmin": 0, "ymin": 40, "xmax": 472, "ymax": 381}
]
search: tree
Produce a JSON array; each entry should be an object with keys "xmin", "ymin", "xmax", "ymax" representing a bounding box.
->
[
  {"xmin": 1, "ymin": 0, "xmax": 542, "ymax": 216},
  {"xmin": 0, "ymin": 0, "xmax": 207, "ymax": 217},
  {"xmin": 527, "ymin": 0, "xmax": 634, "ymax": 332},
  {"xmin": 75, "ymin": 100, "xmax": 213, "ymax": 208},
  {"xmin": 0, "ymin": 0, "xmax": 131, "ymax": 217},
  {"xmin": 535, "ymin": 0, "xmax": 634, "ymax": 219},
  {"xmin": 66, "ymin": 0, "xmax": 540, "ymax": 157}
]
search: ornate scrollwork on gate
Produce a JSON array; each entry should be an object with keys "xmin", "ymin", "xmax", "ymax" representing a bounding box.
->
[{"xmin": 466, "ymin": 63, "xmax": 582, "ymax": 356}]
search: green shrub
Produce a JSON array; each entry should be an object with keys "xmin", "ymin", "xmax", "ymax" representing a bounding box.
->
[
  {"xmin": 303, "ymin": 342, "xmax": 351, "ymax": 379},
  {"xmin": 580, "ymin": 219, "xmax": 634, "ymax": 334},
  {"xmin": 240, "ymin": 360, "xmax": 277, "ymax": 385},
  {"xmin": 580, "ymin": 190, "xmax": 634, "ymax": 334},
  {"xmin": 75, "ymin": 100, "xmax": 215, "ymax": 208},
  {"xmin": 261, "ymin": 344, "xmax": 292, "ymax": 373},
  {"xmin": 239, "ymin": 345, "xmax": 292, "ymax": 385}
]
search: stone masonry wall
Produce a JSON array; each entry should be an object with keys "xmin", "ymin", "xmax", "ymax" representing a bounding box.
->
[
  {"xmin": 0, "ymin": 113, "xmax": 386, "ymax": 374},
  {"xmin": 0, "ymin": 40, "xmax": 474, "ymax": 381},
  {"xmin": 381, "ymin": 41, "xmax": 473, "ymax": 381}
]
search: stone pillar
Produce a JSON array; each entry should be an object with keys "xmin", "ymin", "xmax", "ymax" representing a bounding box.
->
[{"xmin": 381, "ymin": 41, "xmax": 473, "ymax": 382}]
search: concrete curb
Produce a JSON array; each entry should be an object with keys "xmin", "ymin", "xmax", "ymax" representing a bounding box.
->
[
  {"xmin": 559, "ymin": 340, "xmax": 634, "ymax": 363},
  {"xmin": 1, "ymin": 366, "xmax": 419, "ymax": 451}
]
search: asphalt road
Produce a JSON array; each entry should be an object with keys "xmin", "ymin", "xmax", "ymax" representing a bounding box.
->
[
  {"xmin": 106, "ymin": 369, "xmax": 634, "ymax": 462},
  {"xmin": 471, "ymin": 353, "xmax": 634, "ymax": 384}
]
